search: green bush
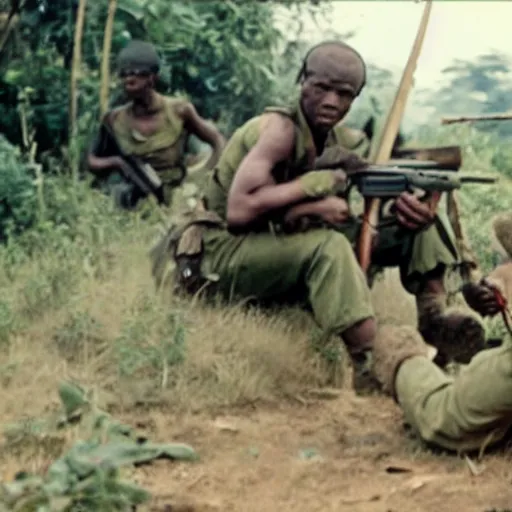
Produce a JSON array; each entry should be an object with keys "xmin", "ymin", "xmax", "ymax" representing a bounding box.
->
[{"xmin": 0, "ymin": 136, "xmax": 38, "ymax": 241}]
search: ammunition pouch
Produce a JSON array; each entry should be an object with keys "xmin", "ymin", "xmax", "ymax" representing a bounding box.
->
[{"xmin": 149, "ymin": 202, "xmax": 225, "ymax": 294}]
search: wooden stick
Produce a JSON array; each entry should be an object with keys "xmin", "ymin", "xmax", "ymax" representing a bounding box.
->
[
  {"xmin": 446, "ymin": 191, "xmax": 482, "ymax": 284},
  {"xmin": 69, "ymin": 0, "xmax": 88, "ymax": 139},
  {"xmin": 441, "ymin": 113, "xmax": 512, "ymax": 125},
  {"xmin": 0, "ymin": 12, "xmax": 19, "ymax": 56},
  {"xmin": 358, "ymin": 0, "xmax": 433, "ymax": 272},
  {"xmin": 100, "ymin": 0, "xmax": 117, "ymax": 118}
]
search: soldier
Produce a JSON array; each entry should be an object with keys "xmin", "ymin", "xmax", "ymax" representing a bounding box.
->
[
  {"xmin": 152, "ymin": 41, "xmax": 486, "ymax": 393},
  {"xmin": 372, "ymin": 212, "xmax": 512, "ymax": 451},
  {"xmin": 88, "ymin": 40, "xmax": 225, "ymax": 208}
]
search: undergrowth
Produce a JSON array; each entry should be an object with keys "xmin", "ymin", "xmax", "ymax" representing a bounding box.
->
[{"xmin": 0, "ymin": 124, "xmax": 510, "ymax": 493}]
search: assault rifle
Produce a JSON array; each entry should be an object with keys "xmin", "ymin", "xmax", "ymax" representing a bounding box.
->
[
  {"xmin": 345, "ymin": 166, "xmax": 497, "ymax": 197},
  {"xmin": 342, "ymin": 165, "xmax": 497, "ymax": 273},
  {"xmin": 99, "ymin": 119, "xmax": 166, "ymax": 205}
]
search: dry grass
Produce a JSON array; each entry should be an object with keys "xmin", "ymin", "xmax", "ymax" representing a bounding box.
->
[
  {"xmin": 0, "ymin": 239, "xmax": 422, "ymax": 417},
  {"xmin": 0, "ymin": 217, "xmax": 422, "ymax": 484},
  {"xmin": 0, "ymin": 140, "xmax": 509, "ymax": 507}
]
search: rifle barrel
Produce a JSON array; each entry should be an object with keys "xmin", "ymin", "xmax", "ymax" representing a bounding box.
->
[
  {"xmin": 369, "ymin": 161, "xmax": 458, "ymax": 172},
  {"xmin": 459, "ymin": 176, "xmax": 497, "ymax": 183},
  {"xmin": 353, "ymin": 167, "xmax": 497, "ymax": 184}
]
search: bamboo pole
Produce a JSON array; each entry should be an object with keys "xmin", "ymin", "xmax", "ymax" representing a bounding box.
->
[
  {"xmin": 100, "ymin": 0, "xmax": 117, "ymax": 117},
  {"xmin": 0, "ymin": 13, "xmax": 19, "ymax": 55},
  {"xmin": 358, "ymin": 0, "xmax": 433, "ymax": 272},
  {"xmin": 69, "ymin": 0, "xmax": 88, "ymax": 139}
]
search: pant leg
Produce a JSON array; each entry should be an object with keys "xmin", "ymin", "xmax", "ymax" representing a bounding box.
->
[
  {"xmin": 332, "ymin": 213, "xmax": 459, "ymax": 294},
  {"xmin": 370, "ymin": 215, "xmax": 459, "ymax": 295},
  {"xmin": 395, "ymin": 342, "xmax": 512, "ymax": 452},
  {"xmin": 201, "ymin": 228, "xmax": 374, "ymax": 334},
  {"xmin": 403, "ymin": 216, "xmax": 459, "ymax": 293}
]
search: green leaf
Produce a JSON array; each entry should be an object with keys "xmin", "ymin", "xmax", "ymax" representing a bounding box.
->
[
  {"xmin": 4, "ymin": 69, "xmax": 23, "ymax": 85},
  {"xmin": 117, "ymin": 0, "xmax": 146, "ymax": 21}
]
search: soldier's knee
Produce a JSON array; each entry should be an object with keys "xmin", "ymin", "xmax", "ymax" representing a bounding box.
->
[
  {"xmin": 303, "ymin": 231, "xmax": 361, "ymax": 279},
  {"xmin": 316, "ymin": 231, "xmax": 356, "ymax": 264}
]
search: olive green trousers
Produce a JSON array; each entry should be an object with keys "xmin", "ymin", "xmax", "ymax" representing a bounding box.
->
[{"xmin": 200, "ymin": 216, "xmax": 458, "ymax": 335}]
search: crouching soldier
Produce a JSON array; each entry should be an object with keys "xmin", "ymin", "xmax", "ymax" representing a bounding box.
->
[{"xmin": 150, "ymin": 40, "xmax": 486, "ymax": 393}]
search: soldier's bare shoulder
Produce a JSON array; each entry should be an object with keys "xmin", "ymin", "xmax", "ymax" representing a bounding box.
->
[{"xmin": 257, "ymin": 112, "xmax": 295, "ymax": 148}]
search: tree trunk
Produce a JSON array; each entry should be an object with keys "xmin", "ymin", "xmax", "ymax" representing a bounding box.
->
[{"xmin": 100, "ymin": 0, "xmax": 117, "ymax": 118}]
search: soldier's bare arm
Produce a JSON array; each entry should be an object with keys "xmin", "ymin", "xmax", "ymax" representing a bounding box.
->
[
  {"xmin": 179, "ymin": 102, "xmax": 226, "ymax": 169},
  {"xmin": 87, "ymin": 134, "xmax": 124, "ymax": 174},
  {"xmin": 284, "ymin": 196, "xmax": 349, "ymax": 226},
  {"xmin": 226, "ymin": 114, "xmax": 309, "ymax": 227}
]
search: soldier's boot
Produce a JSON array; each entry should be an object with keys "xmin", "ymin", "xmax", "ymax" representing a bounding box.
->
[
  {"xmin": 372, "ymin": 325, "xmax": 436, "ymax": 400},
  {"xmin": 416, "ymin": 292, "xmax": 486, "ymax": 366}
]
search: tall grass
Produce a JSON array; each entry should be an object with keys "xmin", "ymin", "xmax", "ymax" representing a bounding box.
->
[{"xmin": 0, "ymin": 124, "xmax": 510, "ymax": 476}]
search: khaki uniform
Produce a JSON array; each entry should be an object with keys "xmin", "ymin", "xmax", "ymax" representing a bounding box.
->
[
  {"xmin": 95, "ymin": 93, "xmax": 189, "ymax": 206},
  {"xmin": 161, "ymin": 102, "xmax": 460, "ymax": 334},
  {"xmin": 394, "ymin": 212, "xmax": 512, "ymax": 452}
]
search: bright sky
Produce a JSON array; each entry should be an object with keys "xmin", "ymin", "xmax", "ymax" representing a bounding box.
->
[{"xmin": 294, "ymin": 1, "xmax": 512, "ymax": 88}]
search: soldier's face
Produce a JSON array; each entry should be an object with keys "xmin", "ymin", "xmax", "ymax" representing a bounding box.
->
[
  {"xmin": 119, "ymin": 69, "xmax": 155, "ymax": 98},
  {"xmin": 301, "ymin": 73, "xmax": 357, "ymax": 132},
  {"xmin": 300, "ymin": 50, "xmax": 365, "ymax": 133}
]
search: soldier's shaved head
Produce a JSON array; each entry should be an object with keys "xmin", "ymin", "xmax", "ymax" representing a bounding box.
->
[
  {"xmin": 297, "ymin": 41, "xmax": 366, "ymax": 96},
  {"xmin": 298, "ymin": 41, "xmax": 367, "ymax": 135}
]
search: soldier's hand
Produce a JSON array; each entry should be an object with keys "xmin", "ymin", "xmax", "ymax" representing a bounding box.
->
[
  {"xmin": 315, "ymin": 196, "xmax": 350, "ymax": 225},
  {"xmin": 462, "ymin": 279, "xmax": 505, "ymax": 317},
  {"xmin": 298, "ymin": 170, "xmax": 347, "ymax": 198},
  {"xmin": 314, "ymin": 146, "xmax": 368, "ymax": 173},
  {"xmin": 394, "ymin": 192, "xmax": 435, "ymax": 231},
  {"xmin": 283, "ymin": 195, "xmax": 349, "ymax": 228}
]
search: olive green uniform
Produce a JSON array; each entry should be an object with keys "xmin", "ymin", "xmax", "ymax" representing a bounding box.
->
[
  {"xmin": 390, "ymin": 212, "xmax": 512, "ymax": 452},
  {"xmin": 193, "ymin": 102, "xmax": 459, "ymax": 332},
  {"xmin": 93, "ymin": 93, "xmax": 189, "ymax": 207}
]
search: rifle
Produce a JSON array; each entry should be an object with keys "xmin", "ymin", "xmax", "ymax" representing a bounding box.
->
[
  {"xmin": 345, "ymin": 166, "xmax": 496, "ymax": 273},
  {"xmin": 98, "ymin": 119, "xmax": 166, "ymax": 205},
  {"xmin": 346, "ymin": 167, "xmax": 496, "ymax": 197}
]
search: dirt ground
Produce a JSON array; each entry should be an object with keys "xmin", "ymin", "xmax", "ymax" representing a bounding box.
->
[
  {"xmin": 130, "ymin": 393, "xmax": 512, "ymax": 512},
  {"xmin": 1, "ymin": 256, "xmax": 511, "ymax": 511}
]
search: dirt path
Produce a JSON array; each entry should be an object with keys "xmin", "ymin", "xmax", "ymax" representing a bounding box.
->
[{"xmin": 129, "ymin": 391, "xmax": 512, "ymax": 512}]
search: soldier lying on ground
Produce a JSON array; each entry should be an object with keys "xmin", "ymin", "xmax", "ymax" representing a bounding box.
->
[
  {"xmin": 88, "ymin": 40, "xmax": 226, "ymax": 209},
  {"xmin": 373, "ymin": 212, "xmax": 512, "ymax": 452},
  {"xmin": 151, "ymin": 40, "xmax": 488, "ymax": 392}
]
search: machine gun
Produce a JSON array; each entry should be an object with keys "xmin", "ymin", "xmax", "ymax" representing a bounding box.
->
[
  {"xmin": 346, "ymin": 166, "xmax": 496, "ymax": 197},
  {"xmin": 343, "ymin": 164, "xmax": 498, "ymax": 273}
]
